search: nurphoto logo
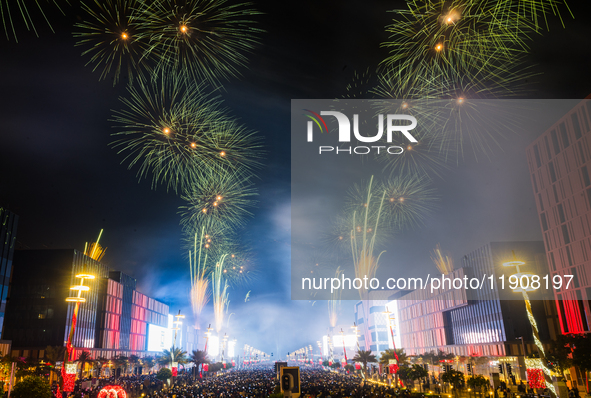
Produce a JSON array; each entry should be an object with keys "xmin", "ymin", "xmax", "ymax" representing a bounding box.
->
[{"xmin": 304, "ymin": 109, "xmax": 418, "ymax": 155}]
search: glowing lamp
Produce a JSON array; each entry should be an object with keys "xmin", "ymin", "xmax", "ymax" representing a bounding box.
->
[
  {"xmin": 75, "ymin": 274, "xmax": 95, "ymax": 280},
  {"xmin": 66, "ymin": 297, "xmax": 86, "ymax": 302},
  {"xmin": 70, "ymin": 285, "xmax": 90, "ymax": 292},
  {"xmin": 503, "ymin": 260, "xmax": 525, "ymax": 267},
  {"xmin": 435, "ymin": 44, "xmax": 443, "ymax": 51}
]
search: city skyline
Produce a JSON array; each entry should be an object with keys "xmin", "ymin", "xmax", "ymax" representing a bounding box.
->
[{"xmin": 1, "ymin": 0, "xmax": 591, "ymax": 358}]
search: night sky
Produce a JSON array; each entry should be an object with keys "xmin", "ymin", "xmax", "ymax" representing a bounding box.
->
[{"xmin": 1, "ymin": 0, "xmax": 591, "ymax": 357}]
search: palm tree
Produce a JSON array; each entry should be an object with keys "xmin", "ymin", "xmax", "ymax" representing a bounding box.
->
[
  {"xmin": 142, "ymin": 356, "xmax": 155, "ymax": 374},
  {"xmin": 95, "ymin": 356, "xmax": 109, "ymax": 377},
  {"xmin": 352, "ymin": 350, "xmax": 377, "ymax": 376},
  {"xmin": 379, "ymin": 348, "xmax": 408, "ymax": 366},
  {"xmin": 76, "ymin": 351, "xmax": 93, "ymax": 379},
  {"xmin": 113, "ymin": 355, "xmax": 129, "ymax": 379},
  {"xmin": 407, "ymin": 364, "xmax": 429, "ymax": 392},
  {"xmin": 129, "ymin": 355, "xmax": 140, "ymax": 375},
  {"xmin": 157, "ymin": 347, "xmax": 189, "ymax": 368},
  {"xmin": 189, "ymin": 350, "xmax": 210, "ymax": 378},
  {"xmin": 380, "ymin": 348, "xmax": 408, "ymax": 386},
  {"xmin": 44, "ymin": 346, "xmax": 66, "ymax": 384}
]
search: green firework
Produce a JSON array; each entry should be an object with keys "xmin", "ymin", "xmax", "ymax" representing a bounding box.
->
[
  {"xmin": 1, "ymin": 0, "xmax": 67, "ymax": 41},
  {"xmin": 179, "ymin": 169, "xmax": 258, "ymax": 233},
  {"xmin": 111, "ymin": 78, "xmax": 262, "ymax": 192},
  {"xmin": 381, "ymin": 0, "xmax": 536, "ymax": 95},
  {"xmin": 137, "ymin": 0, "xmax": 263, "ymax": 84},
  {"xmin": 74, "ymin": 0, "xmax": 154, "ymax": 85}
]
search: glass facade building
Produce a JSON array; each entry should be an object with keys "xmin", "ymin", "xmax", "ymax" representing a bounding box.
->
[
  {"xmin": 397, "ymin": 241, "xmax": 559, "ymax": 357},
  {"xmin": 354, "ymin": 291, "xmax": 392, "ymax": 355},
  {"xmin": 4, "ymin": 249, "xmax": 173, "ymax": 359},
  {"xmin": 0, "ymin": 207, "xmax": 17, "ymax": 340},
  {"xmin": 526, "ymin": 99, "xmax": 591, "ymax": 334}
]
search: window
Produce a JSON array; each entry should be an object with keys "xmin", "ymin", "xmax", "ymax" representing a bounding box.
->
[
  {"xmin": 549, "ymin": 162, "xmax": 557, "ymax": 183},
  {"xmin": 582, "ymin": 166, "xmax": 591, "ymax": 187},
  {"xmin": 540, "ymin": 213, "xmax": 548, "ymax": 231},
  {"xmin": 544, "ymin": 136, "xmax": 552, "ymax": 160},
  {"xmin": 562, "ymin": 225, "xmax": 570, "ymax": 245},
  {"xmin": 572, "ymin": 113, "xmax": 582, "ymax": 140},
  {"xmin": 559, "ymin": 123, "xmax": 570, "ymax": 148},
  {"xmin": 550, "ymin": 129, "xmax": 560, "ymax": 155},
  {"xmin": 533, "ymin": 144, "xmax": 542, "ymax": 168},
  {"xmin": 557, "ymin": 203, "xmax": 566, "ymax": 223}
]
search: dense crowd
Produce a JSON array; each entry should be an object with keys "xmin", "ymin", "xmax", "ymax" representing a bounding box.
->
[{"xmin": 63, "ymin": 366, "xmax": 411, "ymax": 398}]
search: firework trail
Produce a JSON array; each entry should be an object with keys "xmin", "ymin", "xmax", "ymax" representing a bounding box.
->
[{"xmin": 1, "ymin": 0, "xmax": 67, "ymax": 41}]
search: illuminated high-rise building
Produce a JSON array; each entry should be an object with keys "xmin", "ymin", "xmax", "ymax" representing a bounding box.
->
[
  {"xmin": 2, "ymin": 249, "xmax": 188, "ymax": 360},
  {"xmin": 0, "ymin": 207, "xmax": 18, "ymax": 355},
  {"xmin": 526, "ymin": 99, "xmax": 591, "ymax": 334}
]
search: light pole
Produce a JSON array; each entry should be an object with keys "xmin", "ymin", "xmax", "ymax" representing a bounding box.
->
[
  {"xmin": 340, "ymin": 328, "xmax": 348, "ymax": 367},
  {"xmin": 62, "ymin": 273, "xmax": 95, "ymax": 396},
  {"xmin": 171, "ymin": 311, "xmax": 184, "ymax": 378},
  {"xmin": 204, "ymin": 324, "xmax": 213, "ymax": 352},
  {"xmin": 503, "ymin": 253, "xmax": 556, "ymax": 397},
  {"xmin": 221, "ymin": 333, "xmax": 228, "ymax": 365},
  {"xmin": 383, "ymin": 307, "xmax": 401, "ymax": 386}
]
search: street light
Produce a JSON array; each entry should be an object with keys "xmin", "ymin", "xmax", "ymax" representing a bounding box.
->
[
  {"xmin": 383, "ymin": 306, "xmax": 402, "ymax": 386},
  {"xmin": 340, "ymin": 328, "xmax": 348, "ymax": 365},
  {"xmin": 204, "ymin": 324, "xmax": 213, "ymax": 352},
  {"xmin": 63, "ymin": 273, "xmax": 95, "ymax": 394}
]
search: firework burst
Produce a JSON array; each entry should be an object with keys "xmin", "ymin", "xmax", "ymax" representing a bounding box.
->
[
  {"xmin": 74, "ymin": 0, "xmax": 154, "ymax": 85},
  {"xmin": 431, "ymin": 243, "xmax": 454, "ymax": 275},
  {"xmin": 137, "ymin": 0, "xmax": 263, "ymax": 84},
  {"xmin": 84, "ymin": 229, "xmax": 107, "ymax": 261},
  {"xmin": 111, "ymin": 79, "xmax": 262, "ymax": 192},
  {"xmin": 179, "ymin": 170, "xmax": 257, "ymax": 232},
  {"xmin": 182, "ymin": 221, "xmax": 254, "ymax": 286},
  {"xmin": 382, "ymin": 174, "xmax": 439, "ymax": 229},
  {"xmin": 1, "ymin": 0, "xmax": 66, "ymax": 41},
  {"xmin": 381, "ymin": 0, "xmax": 537, "ymax": 96}
]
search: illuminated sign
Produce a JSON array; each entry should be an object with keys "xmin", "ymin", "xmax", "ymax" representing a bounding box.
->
[
  {"xmin": 147, "ymin": 324, "xmax": 172, "ymax": 352},
  {"xmin": 228, "ymin": 340, "xmax": 236, "ymax": 357},
  {"xmin": 207, "ymin": 335, "xmax": 219, "ymax": 357}
]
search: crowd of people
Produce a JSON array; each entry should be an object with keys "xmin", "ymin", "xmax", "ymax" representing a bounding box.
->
[
  {"xmin": 62, "ymin": 366, "xmax": 413, "ymax": 398},
  {"xmin": 61, "ymin": 365, "xmax": 582, "ymax": 398}
]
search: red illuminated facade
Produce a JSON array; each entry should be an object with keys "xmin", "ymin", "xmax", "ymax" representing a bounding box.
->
[
  {"xmin": 96, "ymin": 279, "xmax": 123, "ymax": 349},
  {"xmin": 526, "ymin": 99, "xmax": 591, "ymax": 334},
  {"xmin": 130, "ymin": 291, "xmax": 168, "ymax": 351}
]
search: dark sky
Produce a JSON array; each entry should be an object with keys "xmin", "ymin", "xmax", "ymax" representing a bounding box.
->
[{"xmin": 1, "ymin": 0, "xmax": 591, "ymax": 357}]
